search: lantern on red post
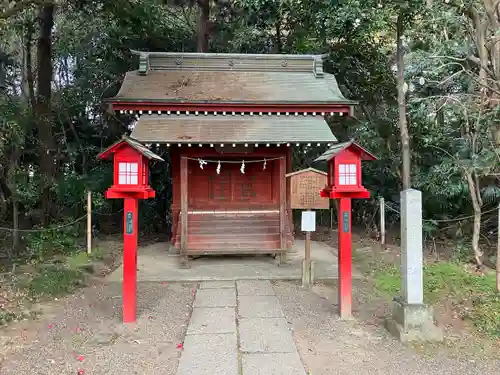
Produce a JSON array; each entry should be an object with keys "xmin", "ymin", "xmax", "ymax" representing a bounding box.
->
[
  {"xmin": 98, "ymin": 136, "xmax": 164, "ymax": 323},
  {"xmin": 315, "ymin": 140, "xmax": 377, "ymax": 319}
]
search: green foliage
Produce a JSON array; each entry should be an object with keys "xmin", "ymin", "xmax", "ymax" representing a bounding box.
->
[
  {"xmin": 23, "ymin": 221, "xmax": 82, "ymax": 261},
  {"xmin": 469, "ymin": 294, "xmax": 500, "ymax": 338},
  {"xmin": 0, "ymin": 0, "xmax": 498, "ymax": 261},
  {"xmin": 374, "ymin": 261, "xmax": 500, "ymax": 337},
  {"xmin": 26, "ymin": 265, "xmax": 84, "ymax": 297}
]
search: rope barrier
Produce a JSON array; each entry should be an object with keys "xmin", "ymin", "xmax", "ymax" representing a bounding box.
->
[
  {"xmin": 384, "ymin": 201, "xmax": 498, "ymax": 223},
  {"xmin": 0, "ymin": 208, "xmax": 124, "ymax": 233},
  {"xmin": 0, "ymin": 215, "xmax": 87, "ymax": 233}
]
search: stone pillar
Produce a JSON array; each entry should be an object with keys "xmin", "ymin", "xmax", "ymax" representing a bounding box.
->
[
  {"xmin": 385, "ymin": 189, "xmax": 443, "ymax": 342},
  {"xmin": 401, "ymin": 189, "xmax": 423, "ymax": 305}
]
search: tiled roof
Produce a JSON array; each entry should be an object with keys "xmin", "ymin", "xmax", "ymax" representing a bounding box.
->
[
  {"xmin": 111, "ymin": 51, "xmax": 354, "ymax": 105},
  {"xmin": 314, "ymin": 140, "xmax": 377, "ymax": 162},
  {"xmin": 130, "ymin": 115, "xmax": 337, "ymax": 143},
  {"xmin": 97, "ymin": 135, "xmax": 164, "ymax": 161}
]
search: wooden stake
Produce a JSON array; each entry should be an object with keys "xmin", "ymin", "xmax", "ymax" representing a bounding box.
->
[
  {"xmin": 379, "ymin": 197, "xmax": 385, "ymax": 248},
  {"xmin": 302, "ymin": 231, "xmax": 312, "ymax": 287},
  {"xmin": 87, "ymin": 191, "xmax": 92, "ymax": 255},
  {"xmin": 330, "ymin": 207, "xmax": 334, "ymax": 229},
  {"xmin": 496, "ymin": 204, "xmax": 500, "ymax": 293}
]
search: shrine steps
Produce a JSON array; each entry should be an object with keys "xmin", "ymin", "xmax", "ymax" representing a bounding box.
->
[{"xmin": 174, "ymin": 212, "xmax": 293, "ymax": 254}]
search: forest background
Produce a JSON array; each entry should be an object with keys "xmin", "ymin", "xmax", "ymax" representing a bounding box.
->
[{"xmin": 0, "ymin": 0, "xmax": 499, "ymax": 336}]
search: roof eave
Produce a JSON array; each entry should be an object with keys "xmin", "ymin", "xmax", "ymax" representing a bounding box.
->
[
  {"xmin": 132, "ymin": 139, "xmax": 337, "ymax": 144},
  {"xmin": 105, "ymin": 98, "xmax": 359, "ymax": 105}
]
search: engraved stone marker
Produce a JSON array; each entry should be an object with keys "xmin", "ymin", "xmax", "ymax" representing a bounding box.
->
[{"xmin": 401, "ymin": 189, "xmax": 423, "ymax": 305}]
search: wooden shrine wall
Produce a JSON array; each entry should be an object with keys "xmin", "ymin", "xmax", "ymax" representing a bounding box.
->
[{"xmin": 170, "ymin": 147, "xmax": 291, "ymax": 241}]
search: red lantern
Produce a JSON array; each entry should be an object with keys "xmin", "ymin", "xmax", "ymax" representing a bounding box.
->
[
  {"xmin": 315, "ymin": 140, "xmax": 377, "ymax": 320},
  {"xmin": 98, "ymin": 136, "xmax": 163, "ymax": 323},
  {"xmin": 98, "ymin": 136, "xmax": 163, "ymax": 199},
  {"xmin": 316, "ymin": 140, "xmax": 376, "ymax": 199}
]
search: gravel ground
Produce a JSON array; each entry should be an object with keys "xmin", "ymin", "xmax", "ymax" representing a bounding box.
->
[
  {"xmin": 0, "ymin": 281, "xmax": 195, "ymax": 375},
  {"xmin": 273, "ymin": 280, "xmax": 500, "ymax": 375}
]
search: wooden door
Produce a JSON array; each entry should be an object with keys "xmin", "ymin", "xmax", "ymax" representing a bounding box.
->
[{"xmin": 189, "ymin": 159, "xmax": 275, "ymax": 209}]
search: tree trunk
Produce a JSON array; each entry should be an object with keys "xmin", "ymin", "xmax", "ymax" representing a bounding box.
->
[
  {"xmin": 396, "ymin": 12, "xmax": 411, "ymax": 190},
  {"xmin": 465, "ymin": 170, "xmax": 483, "ymax": 268},
  {"xmin": 275, "ymin": 17, "xmax": 282, "ymax": 53},
  {"xmin": 196, "ymin": 0, "xmax": 210, "ymax": 52},
  {"xmin": 36, "ymin": 4, "xmax": 57, "ymax": 225},
  {"xmin": 12, "ymin": 197, "xmax": 19, "ymax": 253}
]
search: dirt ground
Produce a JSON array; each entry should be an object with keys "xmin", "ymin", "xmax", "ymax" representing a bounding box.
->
[
  {"xmin": 0, "ymin": 281, "xmax": 195, "ymax": 375},
  {"xmin": 1, "ymin": 234, "xmax": 500, "ymax": 375},
  {"xmin": 273, "ymin": 280, "xmax": 500, "ymax": 375}
]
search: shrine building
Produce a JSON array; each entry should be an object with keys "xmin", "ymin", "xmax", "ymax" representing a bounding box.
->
[{"xmin": 107, "ymin": 51, "xmax": 355, "ymax": 266}]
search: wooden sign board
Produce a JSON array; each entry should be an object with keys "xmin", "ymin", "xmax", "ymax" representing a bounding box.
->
[{"xmin": 286, "ymin": 168, "xmax": 329, "ymax": 210}]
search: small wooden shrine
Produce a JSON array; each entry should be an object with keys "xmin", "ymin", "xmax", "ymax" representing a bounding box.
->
[{"xmin": 107, "ymin": 51, "xmax": 355, "ymax": 266}]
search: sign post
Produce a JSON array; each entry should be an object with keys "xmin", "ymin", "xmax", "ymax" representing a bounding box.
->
[
  {"xmin": 301, "ymin": 210, "xmax": 316, "ymax": 287},
  {"xmin": 286, "ymin": 168, "xmax": 329, "ymax": 288}
]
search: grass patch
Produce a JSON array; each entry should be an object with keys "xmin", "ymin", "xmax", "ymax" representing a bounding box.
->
[
  {"xmin": 372, "ymin": 261, "xmax": 500, "ymax": 338},
  {"xmin": 21, "ymin": 249, "xmax": 103, "ymax": 298},
  {"xmin": 25, "ymin": 265, "xmax": 85, "ymax": 297}
]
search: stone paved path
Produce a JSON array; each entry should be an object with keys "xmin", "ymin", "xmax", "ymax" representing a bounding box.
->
[{"xmin": 176, "ymin": 280, "xmax": 306, "ymax": 375}]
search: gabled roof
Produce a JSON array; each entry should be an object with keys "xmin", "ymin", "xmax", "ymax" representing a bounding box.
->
[
  {"xmin": 285, "ymin": 168, "xmax": 327, "ymax": 178},
  {"xmin": 97, "ymin": 136, "xmax": 164, "ymax": 161},
  {"xmin": 109, "ymin": 51, "xmax": 356, "ymax": 106},
  {"xmin": 314, "ymin": 140, "xmax": 377, "ymax": 162},
  {"xmin": 130, "ymin": 115, "xmax": 337, "ymax": 144}
]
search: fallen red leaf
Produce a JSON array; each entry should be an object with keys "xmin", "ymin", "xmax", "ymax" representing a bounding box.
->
[
  {"xmin": 76, "ymin": 355, "xmax": 84, "ymax": 362},
  {"xmin": 161, "ymin": 281, "xmax": 166, "ymax": 285},
  {"xmin": 77, "ymin": 369, "xmax": 85, "ymax": 375},
  {"xmin": 47, "ymin": 324, "xmax": 53, "ymax": 329},
  {"xmin": 177, "ymin": 343, "xmax": 183, "ymax": 349}
]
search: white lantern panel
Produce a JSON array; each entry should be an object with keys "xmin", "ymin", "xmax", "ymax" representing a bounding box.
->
[
  {"xmin": 338, "ymin": 163, "xmax": 357, "ymax": 186},
  {"xmin": 118, "ymin": 162, "xmax": 140, "ymax": 185}
]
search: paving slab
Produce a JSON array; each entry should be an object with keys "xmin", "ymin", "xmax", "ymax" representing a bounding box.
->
[
  {"xmin": 239, "ymin": 317, "xmax": 296, "ymax": 353},
  {"xmin": 176, "ymin": 333, "xmax": 238, "ymax": 375},
  {"xmin": 237, "ymin": 280, "xmax": 275, "ymax": 296},
  {"xmin": 238, "ymin": 295, "xmax": 284, "ymax": 318},
  {"xmin": 200, "ymin": 280, "xmax": 235, "ymax": 289},
  {"xmin": 187, "ymin": 307, "xmax": 236, "ymax": 335},
  {"xmin": 194, "ymin": 288, "xmax": 236, "ymax": 307},
  {"xmin": 242, "ymin": 353, "xmax": 306, "ymax": 375},
  {"xmin": 107, "ymin": 239, "xmax": 357, "ymax": 282}
]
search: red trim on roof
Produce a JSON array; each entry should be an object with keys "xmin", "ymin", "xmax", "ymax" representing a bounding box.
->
[{"xmin": 98, "ymin": 140, "xmax": 128, "ymax": 160}]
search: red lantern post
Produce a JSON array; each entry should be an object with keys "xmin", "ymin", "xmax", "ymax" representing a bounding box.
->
[
  {"xmin": 98, "ymin": 136, "xmax": 164, "ymax": 323},
  {"xmin": 316, "ymin": 140, "xmax": 377, "ymax": 319}
]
